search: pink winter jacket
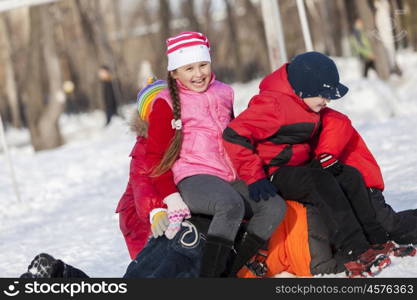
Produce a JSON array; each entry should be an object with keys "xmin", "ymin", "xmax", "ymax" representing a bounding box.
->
[{"xmin": 157, "ymin": 76, "xmax": 236, "ymax": 184}]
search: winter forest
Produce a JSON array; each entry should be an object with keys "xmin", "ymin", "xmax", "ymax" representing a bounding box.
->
[{"xmin": 2, "ymin": 0, "xmax": 417, "ymax": 279}]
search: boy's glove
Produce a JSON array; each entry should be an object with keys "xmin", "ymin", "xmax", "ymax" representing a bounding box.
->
[
  {"xmin": 163, "ymin": 192, "xmax": 191, "ymax": 239},
  {"xmin": 248, "ymin": 178, "xmax": 278, "ymax": 202},
  {"xmin": 149, "ymin": 208, "xmax": 169, "ymax": 238},
  {"xmin": 318, "ymin": 153, "xmax": 344, "ymax": 176}
]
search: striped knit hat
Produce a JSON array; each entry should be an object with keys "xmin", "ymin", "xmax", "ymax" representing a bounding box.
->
[
  {"xmin": 137, "ymin": 77, "xmax": 167, "ymax": 122},
  {"xmin": 166, "ymin": 32, "xmax": 211, "ymax": 71}
]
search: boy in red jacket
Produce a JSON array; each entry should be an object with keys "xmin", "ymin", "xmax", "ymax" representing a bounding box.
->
[{"xmin": 223, "ymin": 51, "xmax": 395, "ymax": 277}]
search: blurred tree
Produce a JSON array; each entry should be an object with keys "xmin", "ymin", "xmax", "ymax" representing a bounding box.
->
[
  {"xmin": 155, "ymin": 0, "xmax": 171, "ymax": 77},
  {"xmin": 53, "ymin": 0, "xmax": 94, "ymax": 113},
  {"xmin": 0, "ymin": 13, "xmax": 21, "ymax": 128},
  {"xmin": 203, "ymin": 0, "xmax": 212, "ymax": 37},
  {"xmin": 74, "ymin": 0, "xmax": 126, "ymax": 113},
  {"xmin": 335, "ymin": 0, "xmax": 352, "ymax": 56},
  {"xmin": 280, "ymin": 0, "xmax": 304, "ymax": 59},
  {"xmin": 182, "ymin": 0, "xmax": 200, "ymax": 32},
  {"xmin": 317, "ymin": 0, "xmax": 337, "ymax": 55},
  {"xmin": 375, "ymin": 0, "xmax": 402, "ymax": 76},
  {"xmin": 24, "ymin": 4, "xmax": 66, "ymax": 151},
  {"xmin": 242, "ymin": 0, "xmax": 270, "ymax": 74},
  {"xmin": 73, "ymin": 0, "xmax": 102, "ymax": 109},
  {"xmin": 102, "ymin": 0, "xmax": 133, "ymax": 103},
  {"xmin": 390, "ymin": 0, "xmax": 407, "ymax": 50},
  {"xmin": 224, "ymin": 0, "xmax": 244, "ymax": 81},
  {"xmin": 403, "ymin": 0, "xmax": 417, "ymax": 50},
  {"xmin": 355, "ymin": 0, "xmax": 391, "ymax": 80}
]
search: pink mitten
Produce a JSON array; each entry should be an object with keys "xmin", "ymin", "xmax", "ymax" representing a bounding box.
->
[{"xmin": 163, "ymin": 192, "xmax": 191, "ymax": 239}]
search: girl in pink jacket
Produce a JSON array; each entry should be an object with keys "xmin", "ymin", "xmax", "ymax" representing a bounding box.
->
[{"xmin": 142, "ymin": 32, "xmax": 286, "ymax": 277}]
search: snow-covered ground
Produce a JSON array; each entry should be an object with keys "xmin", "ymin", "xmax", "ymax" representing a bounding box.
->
[{"xmin": 1, "ymin": 51, "xmax": 417, "ymax": 277}]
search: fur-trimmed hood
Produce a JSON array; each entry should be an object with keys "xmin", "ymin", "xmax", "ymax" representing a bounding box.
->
[{"xmin": 129, "ymin": 110, "xmax": 148, "ymax": 137}]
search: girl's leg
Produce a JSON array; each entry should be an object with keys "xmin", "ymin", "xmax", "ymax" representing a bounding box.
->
[
  {"xmin": 178, "ymin": 174, "xmax": 245, "ymax": 277},
  {"xmin": 228, "ymin": 180, "xmax": 286, "ymax": 277},
  {"xmin": 231, "ymin": 179, "xmax": 286, "ymax": 240},
  {"xmin": 178, "ymin": 174, "xmax": 245, "ymax": 241}
]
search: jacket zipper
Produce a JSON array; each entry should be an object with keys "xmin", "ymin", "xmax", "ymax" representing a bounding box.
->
[{"xmin": 206, "ymin": 93, "xmax": 237, "ymax": 180}]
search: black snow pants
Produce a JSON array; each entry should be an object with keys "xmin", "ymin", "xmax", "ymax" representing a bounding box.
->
[
  {"xmin": 368, "ymin": 188, "xmax": 417, "ymax": 245},
  {"xmin": 271, "ymin": 165, "xmax": 372, "ymax": 261}
]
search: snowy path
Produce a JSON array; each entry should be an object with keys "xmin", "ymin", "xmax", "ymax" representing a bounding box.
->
[{"xmin": 0, "ymin": 118, "xmax": 132, "ymax": 277}]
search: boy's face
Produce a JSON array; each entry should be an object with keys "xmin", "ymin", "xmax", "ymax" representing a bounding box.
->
[
  {"xmin": 171, "ymin": 61, "xmax": 212, "ymax": 92},
  {"xmin": 303, "ymin": 96, "xmax": 330, "ymax": 113}
]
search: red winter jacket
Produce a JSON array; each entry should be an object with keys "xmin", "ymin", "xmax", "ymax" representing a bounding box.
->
[
  {"xmin": 116, "ymin": 135, "xmax": 167, "ymax": 259},
  {"xmin": 144, "ymin": 98, "xmax": 178, "ymax": 199},
  {"xmin": 115, "ymin": 96, "xmax": 176, "ymax": 259},
  {"xmin": 223, "ymin": 64, "xmax": 321, "ymax": 184},
  {"xmin": 314, "ymin": 107, "xmax": 385, "ymax": 190}
]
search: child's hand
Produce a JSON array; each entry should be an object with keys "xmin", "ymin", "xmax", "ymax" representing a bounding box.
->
[
  {"xmin": 163, "ymin": 193, "xmax": 191, "ymax": 239},
  {"xmin": 248, "ymin": 178, "xmax": 278, "ymax": 202},
  {"xmin": 149, "ymin": 209, "xmax": 169, "ymax": 238}
]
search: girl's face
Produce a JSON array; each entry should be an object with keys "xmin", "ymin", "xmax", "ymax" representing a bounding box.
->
[
  {"xmin": 171, "ymin": 61, "xmax": 212, "ymax": 92},
  {"xmin": 303, "ymin": 96, "xmax": 331, "ymax": 113}
]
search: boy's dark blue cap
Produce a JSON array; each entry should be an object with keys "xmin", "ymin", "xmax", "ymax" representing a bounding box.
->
[{"xmin": 287, "ymin": 51, "xmax": 348, "ymax": 100}]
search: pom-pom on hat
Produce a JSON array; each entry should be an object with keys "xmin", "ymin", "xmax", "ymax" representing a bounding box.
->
[
  {"xmin": 137, "ymin": 77, "xmax": 167, "ymax": 122},
  {"xmin": 166, "ymin": 32, "xmax": 211, "ymax": 71},
  {"xmin": 287, "ymin": 51, "xmax": 348, "ymax": 100}
]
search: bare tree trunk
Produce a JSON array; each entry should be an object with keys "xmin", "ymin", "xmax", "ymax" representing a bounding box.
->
[
  {"xmin": 0, "ymin": 14, "xmax": 21, "ymax": 128},
  {"xmin": 243, "ymin": 0, "xmax": 270, "ymax": 73},
  {"xmin": 89, "ymin": 0, "xmax": 124, "ymax": 105},
  {"xmin": 375, "ymin": 0, "xmax": 395, "ymax": 66},
  {"xmin": 355, "ymin": 0, "xmax": 391, "ymax": 80},
  {"xmin": 155, "ymin": 0, "xmax": 171, "ymax": 77},
  {"xmin": 37, "ymin": 5, "xmax": 66, "ymax": 150},
  {"xmin": 54, "ymin": 0, "xmax": 90, "ymax": 112},
  {"xmin": 203, "ymin": 0, "xmax": 212, "ymax": 37},
  {"xmin": 183, "ymin": 0, "xmax": 200, "ymax": 32},
  {"xmin": 403, "ymin": 0, "xmax": 417, "ymax": 50},
  {"xmin": 335, "ymin": 0, "xmax": 352, "ymax": 56},
  {"xmin": 224, "ymin": 0, "xmax": 244, "ymax": 81},
  {"xmin": 305, "ymin": 0, "xmax": 325, "ymax": 52},
  {"xmin": 73, "ymin": 0, "xmax": 102, "ymax": 110},
  {"xmin": 74, "ymin": 0, "xmax": 125, "ymax": 107},
  {"xmin": 103, "ymin": 0, "xmax": 132, "ymax": 103},
  {"xmin": 390, "ymin": 0, "xmax": 406, "ymax": 49},
  {"xmin": 317, "ymin": 0, "xmax": 337, "ymax": 56},
  {"xmin": 24, "ymin": 5, "xmax": 46, "ymax": 150},
  {"xmin": 24, "ymin": 4, "xmax": 65, "ymax": 151}
]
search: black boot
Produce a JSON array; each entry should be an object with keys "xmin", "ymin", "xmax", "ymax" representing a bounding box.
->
[
  {"xmin": 200, "ymin": 235, "xmax": 234, "ymax": 277},
  {"xmin": 20, "ymin": 253, "xmax": 62, "ymax": 278},
  {"xmin": 228, "ymin": 232, "xmax": 267, "ymax": 277},
  {"xmin": 20, "ymin": 253, "xmax": 89, "ymax": 278}
]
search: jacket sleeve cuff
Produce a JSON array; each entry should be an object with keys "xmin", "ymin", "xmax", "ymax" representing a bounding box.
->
[
  {"xmin": 318, "ymin": 153, "xmax": 338, "ymax": 169},
  {"xmin": 162, "ymin": 192, "xmax": 182, "ymax": 205}
]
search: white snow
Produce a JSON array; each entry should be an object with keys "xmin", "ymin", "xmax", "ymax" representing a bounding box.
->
[{"xmin": 1, "ymin": 51, "xmax": 417, "ymax": 278}]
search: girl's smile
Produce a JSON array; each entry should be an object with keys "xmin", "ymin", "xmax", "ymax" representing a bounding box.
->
[{"xmin": 171, "ymin": 62, "xmax": 212, "ymax": 92}]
